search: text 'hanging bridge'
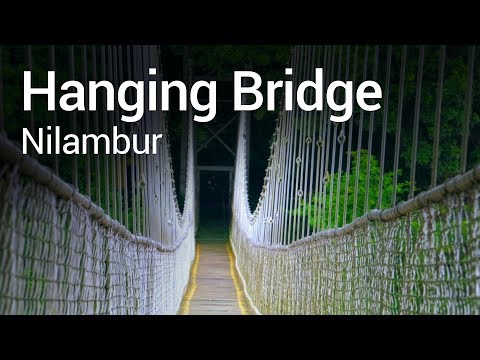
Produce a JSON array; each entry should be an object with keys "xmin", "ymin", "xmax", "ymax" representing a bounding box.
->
[{"xmin": 1, "ymin": 45, "xmax": 480, "ymax": 314}]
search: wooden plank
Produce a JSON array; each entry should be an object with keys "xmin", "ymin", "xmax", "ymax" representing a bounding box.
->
[{"xmin": 179, "ymin": 243, "xmax": 252, "ymax": 315}]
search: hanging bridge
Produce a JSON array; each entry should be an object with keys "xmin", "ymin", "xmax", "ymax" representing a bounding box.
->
[{"xmin": 0, "ymin": 45, "xmax": 479, "ymax": 314}]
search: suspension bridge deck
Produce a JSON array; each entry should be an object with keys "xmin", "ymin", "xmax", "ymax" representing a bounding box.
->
[{"xmin": 179, "ymin": 243, "xmax": 251, "ymax": 315}]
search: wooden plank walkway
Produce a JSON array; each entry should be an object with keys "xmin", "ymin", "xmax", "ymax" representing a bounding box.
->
[{"xmin": 179, "ymin": 243, "xmax": 252, "ymax": 315}]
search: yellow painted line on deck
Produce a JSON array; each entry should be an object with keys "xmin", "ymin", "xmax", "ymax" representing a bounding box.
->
[
  {"xmin": 178, "ymin": 244, "xmax": 200, "ymax": 315},
  {"xmin": 227, "ymin": 243, "xmax": 249, "ymax": 315}
]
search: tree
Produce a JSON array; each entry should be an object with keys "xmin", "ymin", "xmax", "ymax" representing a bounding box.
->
[{"xmin": 293, "ymin": 150, "xmax": 410, "ymax": 229}]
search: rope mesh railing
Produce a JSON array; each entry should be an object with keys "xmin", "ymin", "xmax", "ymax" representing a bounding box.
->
[
  {"xmin": 0, "ymin": 45, "xmax": 196, "ymax": 314},
  {"xmin": 231, "ymin": 45, "xmax": 480, "ymax": 314}
]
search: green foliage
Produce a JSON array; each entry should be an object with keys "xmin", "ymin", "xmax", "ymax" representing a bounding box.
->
[
  {"xmin": 325, "ymin": 46, "xmax": 480, "ymax": 192},
  {"xmin": 399, "ymin": 47, "xmax": 480, "ymax": 185},
  {"xmin": 293, "ymin": 150, "xmax": 409, "ymax": 229}
]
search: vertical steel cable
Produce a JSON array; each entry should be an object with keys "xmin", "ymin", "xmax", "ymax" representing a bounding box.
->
[
  {"xmin": 267, "ymin": 117, "xmax": 279, "ymax": 245},
  {"xmin": 69, "ymin": 45, "xmax": 79, "ymax": 188},
  {"xmin": 378, "ymin": 46, "xmax": 392, "ymax": 208},
  {"xmin": 145, "ymin": 45, "xmax": 153, "ymax": 240},
  {"xmin": 137, "ymin": 45, "xmax": 146, "ymax": 235},
  {"xmin": 188, "ymin": 53, "xmax": 196, "ymax": 232},
  {"xmin": 135, "ymin": 46, "xmax": 143, "ymax": 234},
  {"xmin": 82, "ymin": 45, "xmax": 91, "ymax": 198},
  {"xmin": 27, "ymin": 46, "xmax": 34, "ymax": 135},
  {"xmin": 276, "ymin": 47, "xmax": 292, "ymax": 244},
  {"xmin": 146, "ymin": 44, "xmax": 153, "ymax": 238},
  {"xmin": 47, "ymin": 83, "xmax": 60, "ymax": 309},
  {"xmin": 293, "ymin": 45, "xmax": 308, "ymax": 239},
  {"xmin": 119, "ymin": 46, "xmax": 129, "ymax": 229},
  {"xmin": 263, "ymin": 131, "xmax": 274, "ymax": 245},
  {"xmin": 299, "ymin": 44, "xmax": 313, "ymax": 237},
  {"xmin": 300, "ymin": 45, "xmax": 315, "ymax": 239},
  {"xmin": 289, "ymin": 45, "xmax": 305, "ymax": 243},
  {"xmin": 278, "ymin": 47, "xmax": 298, "ymax": 245},
  {"xmin": 284, "ymin": 46, "xmax": 302, "ymax": 244},
  {"xmin": 431, "ymin": 45, "xmax": 446, "ymax": 188},
  {"xmin": 132, "ymin": 45, "xmax": 139, "ymax": 233},
  {"xmin": 140, "ymin": 46, "xmax": 147, "ymax": 235},
  {"xmin": 270, "ymin": 125, "xmax": 279, "ymax": 244},
  {"xmin": 353, "ymin": 45, "xmax": 368, "ymax": 220},
  {"xmin": 281, "ymin": 46, "xmax": 297, "ymax": 244},
  {"xmin": 312, "ymin": 46, "xmax": 330, "ymax": 234},
  {"xmin": 0, "ymin": 46, "xmax": 5, "ymax": 134},
  {"xmin": 114, "ymin": 46, "xmax": 123, "ymax": 223},
  {"xmin": 26, "ymin": 46, "xmax": 36, "ymax": 159},
  {"xmin": 127, "ymin": 45, "xmax": 136, "ymax": 233},
  {"xmin": 108, "ymin": 46, "xmax": 117, "ymax": 219},
  {"xmin": 149, "ymin": 43, "xmax": 159, "ymax": 294},
  {"xmin": 460, "ymin": 45, "xmax": 475, "ymax": 174},
  {"xmin": 364, "ymin": 45, "xmax": 379, "ymax": 213},
  {"xmin": 101, "ymin": 46, "xmax": 110, "ymax": 215},
  {"xmin": 392, "ymin": 46, "xmax": 407, "ymax": 206},
  {"xmin": 92, "ymin": 45, "xmax": 101, "ymax": 205},
  {"xmin": 343, "ymin": 45, "xmax": 359, "ymax": 226},
  {"xmin": 271, "ymin": 120, "xmax": 283, "ymax": 245},
  {"xmin": 133, "ymin": 45, "xmax": 142, "ymax": 235},
  {"xmin": 329, "ymin": 46, "xmax": 343, "ymax": 228},
  {"xmin": 335, "ymin": 45, "xmax": 350, "ymax": 228},
  {"xmin": 151, "ymin": 45, "xmax": 161, "ymax": 241},
  {"xmin": 49, "ymin": 46, "xmax": 59, "ymax": 175},
  {"xmin": 293, "ymin": 45, "xmax": 309, "ymax": 241},
  {"xmin": 305, "ymin": 46, "xmax": 322, "ymax": 237},
  {"xmin": 322, "ymin": 46, "xmax": 335, "ymax": 230},
  {"xmin": 299, "ymin": 45, "xmax": 315, "ymax": 239},
  {"xmin": 409, "ymin": 45, "xmax": 424, "ymax": 199}
]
